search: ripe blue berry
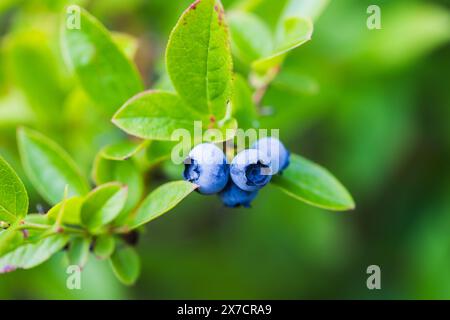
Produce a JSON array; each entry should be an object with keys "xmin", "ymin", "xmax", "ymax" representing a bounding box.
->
[
  {"xmin": 219, "ymin": 181, "xmax": 258, "ymax": 208},
  {"xmin": 252, "ymin": 137, "xmax": 290, "ymax": 174},
  {"xmin": 230, "ymin": 149, "xmax": 272, "ymax": 192},
  {"xmin": 183, "ymin": 143, "xmax": 229, "ymax": 194}
]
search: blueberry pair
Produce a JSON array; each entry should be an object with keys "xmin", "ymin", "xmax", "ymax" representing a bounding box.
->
[{"xmin": 183, "ymin": 138, "xmax": 290, "ymax": 208}]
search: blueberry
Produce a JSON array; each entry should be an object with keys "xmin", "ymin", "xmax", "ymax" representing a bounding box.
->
[
  {"xmin": 219, "ymin": 181, "xmax": 258, "ymax": 208},
  {"xmin": 230, "ymin": 149, "xmax": 272, "ymax": 192},
  {"xmin": 183, "ymin": 143, "xmax": 229, "ymax": 194},
  {"xmin": 252, "ymin": 137, "xmax": 290, "ymax": 174}
]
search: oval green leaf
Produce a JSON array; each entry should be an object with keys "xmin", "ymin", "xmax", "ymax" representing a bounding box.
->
[
  {"xmin": 113, "ymin": 90, "xmax": 205, "ymax": 141},
  {"xmin": 109, "ymin": 245, "xmax": 140, "ymax": 285},
  {"xmin": 92, "ymin": 156, "xmax": 143, "ymax": 225},
  {"xmin": 274, "ymin": 16, "xmax": 313, "ymax": 54},
  {"xmin": 47, "ymin": 196, "xmax": 84, "ymax": 225},
  {"xmin": 146, "ymin": 141, "xmax": 177, "ymax": 167},
  {"xmin": 252, "ymin": 6, "xmax": 313, "ymax": 74},
  {"xmin": 81, "ymin": 183, "xmax": 128, "ymax": 231},
  {"xmin": 94, "ymin": 234, "xmax": 115, "ymax": 260},
  {"xmin": 166, "ymin": 0, "xmax": 233, "ymax": 120},
  {"xmin": 100, "ymin": 140, "xmax": 148, "ymax": 161},
  {"xmin": 67, "ymin": 236, "xmax": 90, "ymax": 269},
  {"xmin": 61, "ymin": 8, "xmax": 143, "ymax": 113},
  {"xmin": 0, "ymin": 222, "xmax": 24, "ymax": 257},
  {"xmin": 0, "ymin": 156, "xmax": 28, "ymax": 224},
  {"xmin": 129, "ymin": 181, "xmax": 198, "ymax": 229},
  {"xmin": 17, "ymin": 128, "xmax": 90, "ymax": 205},
  {"xmin": 0, "ymin": 234, "xmax": 68, "ymax": 273},
  {"xmin": 24, "ymin": 214, "xmax": 50, "ymax": 225},
  {"xmin": 271, "ymin": 154, "xmax": 355, "ymax": 211},
  {"xmin": 5, "ymin": 31, "xmax": 65, "ymax": 122},
  {"xmin": 228, "ymin": 11, "xmax": 273, "ymax": 64}
]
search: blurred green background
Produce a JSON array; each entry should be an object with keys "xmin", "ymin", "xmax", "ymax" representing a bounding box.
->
[{"xmin": 0, "ymin": 0, "xmax": 450, "ymax": 299}]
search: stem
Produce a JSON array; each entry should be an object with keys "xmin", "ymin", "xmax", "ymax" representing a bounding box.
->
[
  {"xmin": 110, "ymin": 226, "xmax": 132, "ymax": 234},
  {"xmin": 251, "ymin": 66, "xmax": 281, "ymax": 112},
  {"xmin": 253, "ymin": 84, "xmax": 269, "ymax": 109},
  {"xmin": 17, "ymin": 222, "xmax": 50, "ymax": 230},
  {"xmin": 60, "ymin": 226, "xmax": 87, "ymax": 235},
  {"xmin": 17, "ymin": 221, "xmax": 86, "ymax": 236}
]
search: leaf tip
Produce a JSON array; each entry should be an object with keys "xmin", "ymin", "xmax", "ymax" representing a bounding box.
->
[
  {"xmin": 189, "ymin": 0, "xmax": 201, "ymax": 10},
  {"xmin": 111, "ymin": 112, "xmax": 121, "ymax": 127},
  {"xmin": 339, "ymin": 185, "xmax": 356, "ymax": 211},
  {"xmin": 1, "ymin": 265, "xmax": 17, "ymax": 274},
  {"xmin": 346, "ymin": 197, "xmax": 356, "ymax": 211},
  {"xmin": 192, "ymin": 183, "xmax": 200, "ymax": 190}
]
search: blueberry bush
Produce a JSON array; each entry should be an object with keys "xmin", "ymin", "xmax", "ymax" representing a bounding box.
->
[{"xmin": 0, "ymin": 0, "xmax": 355, "ymax": 285}]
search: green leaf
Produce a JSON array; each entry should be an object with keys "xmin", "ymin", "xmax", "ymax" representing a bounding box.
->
[
  {"xmin": 67, "ymin": 236, "xmax": 90, "ymax": 269},
  {"xmin": 23, "ymin": 214, "xmax": 50, "ymax": 225},
  {"xmin": 275, "ymin": 16, "xmax": 313, "ymax": 53},
  {"xmin": 252, "ymin": 1, "xmax": 314, "ymax": 74},
  {"xmin": 94, "ymin": 235, "xmax": 115, "ymax": 259},
  {"xmin": 61, "ymin": 8, "xmax": 143, "ymax": 112},
  {"xmin": 228, "ymin": 11, "xmax": 273, "ymax": 64},
  {"xmin": 92, "ymin": 157, "xmax": 143, "ymax": 225},
  {"xmin": 113, "ymin": 90, "xmax": 205, "ymax": 141},
  {"xmin": 81, "ymin": 183, "xmax": 128, "ymax": 232},
  {"xmin": 0, "ymin": 234, "xmax": 68, "ymax": 273},
  {"xmin": 129, "ymin": 181, "xmax": 198, "ymax": 229},
  {"xmin": 231, "ymin": 74, "xmax": 258, "ymax": 130},
  {"xmin": 100, "ymin": 140, "xmax": 148, "ymax": 161},
  {"xmin": 252, "ymin": 54, "xmax": 285, "ymax": 75},
  {"xmin": 201, "ymin": 117, "xmax": 238, "ymax": 144},
  {"xmin": 0, "ymin": 222, "xmax": 24, "ymax": 256},
  {"xmin": 17, "ymin": 128, "xmax": 90, "ymax": 205},
  {"xmin": 146, "ymin": 141, "xmax": 177, "ymax": 167},
  {"xmin": 271, "ymin": 154, "xmax": 355, "ymax": 211},
  {"xmin": 47, "ymin": 196, "xmax": 84, "ymax": 225},
  {"xmin": 0, "ymin": 156, "xmax": 28, "ymax": 224},
  {"xmin": 109, "ymin": 245, "xmax": 140, "ymax": 285},
  {"xmin": 5, "ymin": 31, "xmax": 66, "ymax": 122},
  {"xmin": 166, "ymin": 0, "xmax": 233, "ymax": 120},
  {"xmin": 253, "ymin": 17, "xmax": 313, "ymax": 73}
]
